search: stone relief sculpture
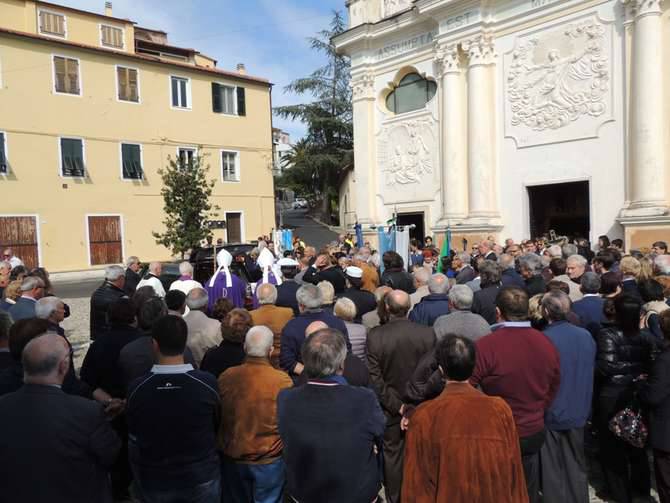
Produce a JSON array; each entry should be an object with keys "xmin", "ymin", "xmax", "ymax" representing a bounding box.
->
[
  {"xmin": 384, "ymin": 0, "xmax": 411, "ymax": 17},
  {"xmin": 379, "ymin": 118, "xmax": 435, "ymax": 187},
  {"xmin": 507, "ymin": 20, "xmax": 609, "ymax": 132}
]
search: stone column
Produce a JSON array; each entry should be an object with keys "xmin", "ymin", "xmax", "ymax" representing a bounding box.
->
[
  {"xmin": 436, "ymin": 43, "xmax": 467, "ymax": 221},
  {"xmin": 463, "ymin": 34, "xmax": 497, "ymax": 219},
  {"xmin": 351, "ymin": 73, "xmax": 377, "ymax": 225},
  {"xmin": 622, "ymin": 0, "xmax": 667, "ymax": 216}
]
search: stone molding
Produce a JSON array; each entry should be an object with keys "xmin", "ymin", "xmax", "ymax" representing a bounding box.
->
[
  {"xmin": 622, "ymin": 0, "xmax": 662, "ymax": 18},
  {"xmin": 351, "ymin": 73, "xmax": 376, "ymax": 101},
  {"xmin": 434, "ymin": 43, "xmax": 461, "ymax": 76},
  {"xmin": 462, "ymin": 34, "xmax": 496, "ymax": 67}
]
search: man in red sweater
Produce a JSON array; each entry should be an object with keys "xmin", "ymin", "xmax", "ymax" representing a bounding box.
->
[{"xmin": 471, "ymin": 286, "xmax": 560, "ymax": 503}]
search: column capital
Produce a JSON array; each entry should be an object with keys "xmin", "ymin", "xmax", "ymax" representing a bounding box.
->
[
  {"xmin": 622, "ymin": 0, "xmax": 662, "ymax": 18},
  {"xmin": 462, "ymin": 34, "xmax": 496, "ymax": 67},
  {"xmin": 351, "ymin": 73, "xmax": 375, "ymax": 101},
  {"xmin": 434, "ymin": 43, "xmax": 460, "ymax": 76}
]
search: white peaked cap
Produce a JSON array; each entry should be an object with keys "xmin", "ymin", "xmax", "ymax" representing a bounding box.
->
[
  {"xmin": 257, "ymin": 247, "xmax": 282, "ymax": 285},
  {"xmin": 209, "ymin": 248, "xmax": 233, "ymax": 288}
]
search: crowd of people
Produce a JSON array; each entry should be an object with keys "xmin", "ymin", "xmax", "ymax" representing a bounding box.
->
[{"xmin": 0, "ymin": 235, "xmax": 669, "ymax": 503}]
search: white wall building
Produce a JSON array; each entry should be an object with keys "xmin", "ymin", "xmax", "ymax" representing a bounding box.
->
[
  {"xmin": 272, "ymin": 128, "xmax": 293, "ymax": 175},
  {"xmin": 334, "ymin": 0, "xmax": 670, "ymax": 250}
]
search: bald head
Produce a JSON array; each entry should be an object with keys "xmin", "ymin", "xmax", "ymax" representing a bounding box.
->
[
  {"xmin": 386, "ymin": 290, "xmax": 410, "ymax": 319},
  {"xmin": 149, "ymin": 261, "xmax": 162, "ymax": 275},
  {"xmin": 257, "ymin": 283, "xmax": 277, "ymax": 305},
  {"xmin": 244, "ymin": 325, "xmax": 274, "ymax": 357},
  {"xmin": 305, "ymin": 320, "xmax": 328, "ymax": 337},
  {"xmin": 22, "ymin": 334, "xmax": 69, "ymax": 384}
]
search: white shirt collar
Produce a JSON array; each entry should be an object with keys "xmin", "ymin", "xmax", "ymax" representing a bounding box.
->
[
  {"xmin": 151, "ymin": 364, "xmax": 194, "ymax": 374},
  {"xmin": 583, "ymin": 293, "xmax": 600, "ymax": 298}
]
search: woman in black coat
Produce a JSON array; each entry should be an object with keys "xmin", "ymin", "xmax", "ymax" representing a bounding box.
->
[
  {"xmin": 639, "ymin": 310, "xmax": 670, "ymax": 503},
  {"xmin": 596, "ymin": 294, "xmax": 656, "ymax": 503}
]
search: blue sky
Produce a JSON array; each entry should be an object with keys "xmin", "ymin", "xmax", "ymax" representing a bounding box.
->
[{"xmin": 58, "ymin": 0, "xmax": 346, "ymax": 140}]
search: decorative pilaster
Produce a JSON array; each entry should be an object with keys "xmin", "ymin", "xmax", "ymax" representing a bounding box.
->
[
  {"xmin": 620, "ymin": 0, "xmax": 667, "ymax": 217},
  {"xmin": 462, "ymin": 34, "xmax": 498, "ymax": 220},
  {"xmin": 435, "ymin": 42, "xmax": 467, "ymax": 222},
  {"xmin": 350, "ymin": 72, "xmax": 377, "ymax": 224}
]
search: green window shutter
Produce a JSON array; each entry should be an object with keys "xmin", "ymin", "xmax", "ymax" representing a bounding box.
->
[
  {"xmin": 122, "ymin": 144, "xmax": 142, "ymax": 179},
  {"xmin": 236, "ymin": 86, "xmax": 246, "ymax": 116},
  {"xmin": 212, "ymin": 83, "xmax": 222, "ymax": 113},
  {"xmin": 0, "ymin": 133, "xmax": 6, "ymax": 173}
]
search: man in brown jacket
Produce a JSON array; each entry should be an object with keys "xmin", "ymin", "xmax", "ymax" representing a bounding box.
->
[
  {"xmin": 367, "ymin": 289, "xmax": 435, "ymax": 503},
  {"xmin": 218, "ymin": 325, "xmax": 293, "ymax": 501},
  {"xmin": 250, "ymin": 283, "xmax": 293, "ymax": 367},
  {"xmin": 403, "ymin": 335, "xmax": 528, "ymax": 502}
]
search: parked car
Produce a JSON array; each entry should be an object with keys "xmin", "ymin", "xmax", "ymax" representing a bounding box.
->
[
  {"xmin": 292, "ymin": 198, "xmax": 308, "ymax": 209},
  {"xmin": 138, "ymin": 262, "xmax": 181, "ymax": 294}
]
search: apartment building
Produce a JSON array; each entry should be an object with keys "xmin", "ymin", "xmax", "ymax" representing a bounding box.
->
[{"xmin": 0, "ymin": 0, "xmax": 275, "ymax": 271}]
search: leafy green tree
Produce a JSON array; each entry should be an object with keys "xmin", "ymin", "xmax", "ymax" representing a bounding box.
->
[
  {"xmin": 153, "ymin": 153, "xmax": 219, "ymax": 258},
  {"xmin": 274, "ymin": 11, "xmax": 352, "ymax": 222}
]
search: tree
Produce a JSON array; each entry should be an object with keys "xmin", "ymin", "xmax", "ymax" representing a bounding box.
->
[
  {"xmin": 274, "ymin": 11, "xmax": 352, "ymax": 222},
  {"xmin": 153, "ymin": 153, "xmax": 219, "ymax": 258}
]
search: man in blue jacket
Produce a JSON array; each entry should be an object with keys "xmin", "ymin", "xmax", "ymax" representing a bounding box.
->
[
  {"xmin": 571, "ymin": 272, "xmax": 605, "ymax": 338},
  {"xmin": 540, "ymin": 290, "xmax": 596, "ymax": 503},
  {"xmin": 408, "ymin": 273, "xmax": 450, "ymax": 326}
]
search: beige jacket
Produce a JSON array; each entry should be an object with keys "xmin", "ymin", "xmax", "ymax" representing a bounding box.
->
[{"xmin": 183, "ymin": 310, "xmax": 222, "ymax": 367}]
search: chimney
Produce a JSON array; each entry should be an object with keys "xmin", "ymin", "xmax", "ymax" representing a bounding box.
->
[
  {"xmin": 236, "ymin": 63, "xmax": 246, "ymax": 75},
  {"xmin": 104, "ymin": 2, "xmax": 113, "ymax": 16}
]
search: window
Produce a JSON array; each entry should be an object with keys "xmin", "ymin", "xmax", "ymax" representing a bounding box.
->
[
  {"xmin": 385, "ymin": 73, "xmax": 437, "ymax": 115},
  {"xmin": 221, "ymin": 151, "xmax": 239, "ymax": 182},
  {"xmin": 178, "ymin": 147, "xmax": 196, "ymax": 169},
  {"xmin": 53, "ymin": 56, "xmax": 80, "ymax": 95},
  {"xmin": 60, "ymin": 138, "xmax": 85, "ymax": 177},
  {"xmin": 117, "ymin": 66, "xmax": 139, "ymax": 102},
  {"xmin": 39, "ymin": 10, "xmax": 66, "ymax": 37},
  {"xmin": 212, "ymin": 83, "xmax": 246, "ymax": 116},
  {"xmin": 121, "ymin": 143, "xmax": 142, "ymax": 180},
  {"xmin": 101, "ymin": 25, "xmax": 124, "ymax": 49},
  {"xmin": 0, "ymin": 132, "xmax": 7, "ymax": 175},
  {"xmin": 170, "ymin": 76, "xmax": 190, "ymax": 109}
]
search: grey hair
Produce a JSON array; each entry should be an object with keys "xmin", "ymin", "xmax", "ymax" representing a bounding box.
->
[
  {"xmin": 655, "ymin": 254, "xmax": 670, "ymax": 275},
  {"xmin": 428, "ymin": 273, "xmax": 450, "ymax": 295},
  {"xmin": 580, "ymin": 272, "xmax": 601, "ymax": 294},
  {"xmin": 244, "ymin": 325, "xmax": 274, "ymax": 357},
  {"xmin": 257, "ymin": 283, "xmax": 278, "ymax": 305},
  {"xmin": 20, "ymin": 276, "xmax": 43, "ymax": 292},
  {"xmin": 0, "ymin": 261, "xmax": 11, "ymax": 271},
  {"xmin": 413, "ymin": 267, "xmax": 430, "ymax": 286},
  {"xmin": 518, "ymin": 253, "xmax": 543, "ymax": 275},
  {"xmin": 178, "ymin": 261, "xmax": 193, "ymax": 275},
  {"xmin": 125, "ymin": 256, "xmax": 139, "ymax": 268},
  {"xmin": 456, "ymin": 252, "xmax": 471, "ymax": 263},
  {"xmin": 368, "ymin": 252, "xmax": 380, "ymax": 269},
  {"xmin": 148, "ymin": 261, "xmax": 161, "ymax": 274},
  {"xmin": 22, "ymin": 334, "xmax": 67, "ymax": 378},
  {"xmin": 567, "ymin": 254, "xmax": 587, "ymax": 267},
  {"xmin": 448, "ymin": 285, "xmax": 474, "ymax": 310},
  {"xmin": 478, "ymin": 260, "xmax": 502, "ymax": 287},
  {"xmin": 562, "ymin": 243, "xmax": 578, "ymax": 259},
  {"xmin": 546, "ymin": 245, "xmax": 562, "ymax": 258},
  {"xmin": 35, "ymin": 296, "xmax": 63, "ymax": 320},
  {"xmin": 334, "ymin": 297, "xmax": 357, "ymax": 322},
  {"xmin": 105, "ymin": 265, "xmax": 125, "ymax": 281},
  {"xmin": 498, "ymin": 254, "xmax": 515, "ymax": 270},
  {"xmin": 296, "ymin": 284, "xmax": 322, "ymax": 309},
  {"xmin": 301, "ymin": 328, "xmax": 347, "ymax": 378},
  {"xmin": 317, "ymin": 281, "xmax": 335, "ymax": 305},
  {"xmin": 186, "ymin": 288, "xmax": 209, "ymax": 310},
  {"xmin": 541, "ymin": 290, "xmax": 571, "ymax": 322}
]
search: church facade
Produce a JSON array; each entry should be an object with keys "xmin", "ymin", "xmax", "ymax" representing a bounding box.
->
[{"xmin": 334, "ymin": 0, "xmax": 670, "ymax": 250}]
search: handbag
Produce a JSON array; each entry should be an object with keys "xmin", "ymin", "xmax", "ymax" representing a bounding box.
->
[{"xmin": 608, "ymin": 398, "xmax": 648, "ymax": 448}]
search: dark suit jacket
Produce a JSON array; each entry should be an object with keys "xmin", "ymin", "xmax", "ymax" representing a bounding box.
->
[
  {"xmin": 525, "ymin": 275, "xmax": 546, "ymax": 297},
  {"xmin": 455, "ymin": 265, "xmax": 476, "ymax": 285},
  {"xmin": 0, "ymin": 384, "xmax": 120, "ymax": 503},
  {"xmin": 639, "ymin": 347, "xmax": 670, "ymax": 451},
  {"xmin": 276, "ymin": 280, "xmax": 301, "ymax": 316},
  {"xmin": 501, "ymin": 269, "xmax": 526, "ymax": 289},
  {"xmin": 124, "ymin": 268, "xmax": 141, "ymax": 296},
  {"xmin": 90, "ymin": 282, "xmax": 127, "ymax": 339},
  {"xmin": 472, "ymin": 285, "xmax": 501, "ymax": 325},
  {"xmin": 622, "ymin": 279, "xmax": 643, "ymax": 303},
  {"xmin": 572, "ymin": 295, "xmax": 606, "ymax": 338},
  {"xmin": 339, "ymin": 287, "xmax": 377, "ymax": 322},
  {"xmin": 7, "ymin": 297, "xmax": 37, "ymax": 321},
  {"xmin": 367, "ymin": 318, "xmax": 435, "ymax": 422}
]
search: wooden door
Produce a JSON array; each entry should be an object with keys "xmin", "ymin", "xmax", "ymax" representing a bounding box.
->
[
  {"xmin": 226, "ymin": 213, "xmax": 242, "ymax": 243},
  {"xmin": 88, "ymin": 216, "xmax": 122, "ymax": 265},
  {"xmin": 0, "ymin": 216, "xmax": 39, "ymax": 269}
]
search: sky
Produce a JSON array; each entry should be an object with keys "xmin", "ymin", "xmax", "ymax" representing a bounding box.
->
[{"xmin": 57, "ymin": 0, "xmax": 347, "ymax": 141}]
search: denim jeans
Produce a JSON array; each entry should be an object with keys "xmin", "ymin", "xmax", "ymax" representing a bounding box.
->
[
  {"xmin": 221, "ymin": 457, "xmax": 285, "ymax": 503},
  {"xmin": 134, "ymin": 477, "xmax": 221, "ymax": 503}
]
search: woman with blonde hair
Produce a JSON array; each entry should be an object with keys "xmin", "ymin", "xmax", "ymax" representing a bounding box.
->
[
  {"xmin": 0, "ymin": 280, "xmax": 22, "ymax": 312},
  {"xmin": 620, "ymin": 256, "xmax": 643, "ymax": 301}
]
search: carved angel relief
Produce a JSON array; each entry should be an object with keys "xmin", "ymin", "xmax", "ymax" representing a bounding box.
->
[
  {"xmin": 507, "ymin": 20, "xmax": 609, "ymax": 133},
  {"xmin": 379, "ymin": 119, "xmax": 436, "ymax": 187}
]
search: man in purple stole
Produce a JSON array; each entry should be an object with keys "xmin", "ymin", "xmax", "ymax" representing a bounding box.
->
[{"xmin": 206, "ymin": 249, "xmax": 247, "ymax": 311}]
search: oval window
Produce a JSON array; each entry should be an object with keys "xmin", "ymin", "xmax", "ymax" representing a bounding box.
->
[{"xmin": 385, "ymin": 73, "xmax": 437, "ymax": 114}]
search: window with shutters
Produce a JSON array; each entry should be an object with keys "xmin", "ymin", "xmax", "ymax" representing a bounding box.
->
[
  {"xmin": 211, "ymin": 83, "xmax": 246, "ymax": 116},
  {"xmin": 178, "ymin": 147, "xmax": 196, "ymax": 169},
  {"xmin": 221, "ymin": 150, "xmax": 239, "ymax": 182},
  {"xmin": 170, "ymin": 76, "xmax": 190, "ymax": 109},
  {"xmin": 59, "ymin": 138, "xmax": 85, "ymax": 178},
  {"xmin": 0, "ymin": 132, "xmax": 7, "ymax": 175},
  {"xmin": 117, "ymin": 66, "xmax": 139, "ymax": 102},
  {"xmin": 38, "ymin": 10, "xmax": 66, "ymax": 37},
  {"xmin": 121, "ymin": 143, "xmax": 143, "ymax": 180},
  {"xmin": 53, "ymin": 55, "xmax": 80, "ymax": 95},
  {"xmin": 101, "ymin": 25, "xmax": 124, "ymax": 49}
]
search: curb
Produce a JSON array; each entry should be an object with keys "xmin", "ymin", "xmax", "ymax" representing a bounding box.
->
[
  {"xmin": 306, "ymin": 214, "xmax": 343, "ymax": 234},
  {"xmin": 50, "ymin": 269, "xmax": 107, "ymax": 283}
]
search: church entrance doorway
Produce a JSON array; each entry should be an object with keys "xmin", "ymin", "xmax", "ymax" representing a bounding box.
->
[
  {"xmin": 528, "ymin": 181, "xmax": 590, "ymax": 240},
  {"xmin": 396, "ymin": 212, "xmax": 425, "ymax": 244}
]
